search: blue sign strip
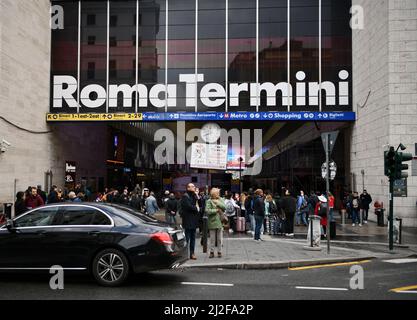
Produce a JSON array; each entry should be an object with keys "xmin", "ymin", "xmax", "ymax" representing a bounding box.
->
[{"xmin": 141, "ymin": 112, "xmax": 356, "ymax": 122}]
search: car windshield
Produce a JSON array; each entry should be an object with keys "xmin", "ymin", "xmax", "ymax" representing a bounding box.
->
[{"xmin": 103, "ymin": 204, "xmax": 163, "ymax": 224}]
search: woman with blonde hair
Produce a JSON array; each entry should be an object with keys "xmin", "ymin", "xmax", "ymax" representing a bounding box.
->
[{"xmin": 205, "ymin": 188, "xmax": 226, "ymax": 258}]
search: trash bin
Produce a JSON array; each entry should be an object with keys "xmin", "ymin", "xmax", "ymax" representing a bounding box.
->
[
  {"xmin": 3, "ymin": 203, "xmax": 12, "ymax": 219},
  {"xmin": 307, "ymin": 215, "xmax": 322, "ymax": 248}
]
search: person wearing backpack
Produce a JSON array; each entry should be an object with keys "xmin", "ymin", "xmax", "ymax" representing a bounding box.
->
[
  {"xmin": 265, "ymin": 194, "xmax": 278, "ymax": 234},
  {"xmin": 351, "ymin": 192, "xmax": 361, "ymax": 227},
  {"xmin": 224, "ymin": 193, "xmax": 239, "ymax": 234},
  {"xmin": 165, "ymin": 193, "xmax": 178, "ymax": 225},
  {"xmin": 315, "ymin": 195, "xmax": 328, "ymax": 236},
  {"xmin": 296, "ymin": 190, "xmax": 309, "ymax": 227}
]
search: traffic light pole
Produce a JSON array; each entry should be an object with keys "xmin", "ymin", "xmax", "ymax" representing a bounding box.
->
[
  {"xmin": 389, "ymin": 175, "xmax": 394, "ymax": 251},
  {"xmin": 326, "ymin": 134, "xmax": 331, "ymax": 254}
]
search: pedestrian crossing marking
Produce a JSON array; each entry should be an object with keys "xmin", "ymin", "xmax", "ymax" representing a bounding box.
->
[
  {"xmin": 296, "ymin": 286, "xmax": 348, "ymax": 291},
  {"xmin": 383, "ymin": 258, "xmax": 417, "ymax": 264}
]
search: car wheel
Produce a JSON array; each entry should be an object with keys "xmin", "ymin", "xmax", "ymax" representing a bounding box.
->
[{"xmin": 92, "ymin": 248, "xmax": 130, "ymax": 287}]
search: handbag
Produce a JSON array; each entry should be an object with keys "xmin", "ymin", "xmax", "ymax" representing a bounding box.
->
[{"xmin": 218, "ymin": 209, "xmax": 228, "ymax": 224}]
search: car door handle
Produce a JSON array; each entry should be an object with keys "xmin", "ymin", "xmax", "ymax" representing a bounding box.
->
[
  {"xmin": 89, "ymin": 231, "xmax": 101, "ymax": 236},
  {"xmin": 36, "ymin": 230, "xmax": 47, "ymax": 236}
]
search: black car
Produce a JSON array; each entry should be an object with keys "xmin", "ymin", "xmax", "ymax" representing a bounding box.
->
[{"xmin": 0, "ymin": 203, "xmax": 187, "ymax": 286}]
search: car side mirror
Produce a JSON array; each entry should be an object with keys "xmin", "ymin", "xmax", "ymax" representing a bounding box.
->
[{"xmin": 6, "ymin": 219, "xmax": 16, "ymax": 233}]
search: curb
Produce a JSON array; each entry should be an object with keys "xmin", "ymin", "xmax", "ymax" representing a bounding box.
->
[{"xmin": 181, "ymin": 256, "xmax": 376, "ymax": 270}]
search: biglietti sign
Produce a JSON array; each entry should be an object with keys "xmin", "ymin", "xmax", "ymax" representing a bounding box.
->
[{"xmin": 48, "ymin": 70, "xmax": 354, "ymax": 122}]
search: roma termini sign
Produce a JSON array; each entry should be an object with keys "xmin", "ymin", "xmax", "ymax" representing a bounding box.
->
[{"xmin": 48, "ymin": 71, "xmax": 354, "ymax": 122}]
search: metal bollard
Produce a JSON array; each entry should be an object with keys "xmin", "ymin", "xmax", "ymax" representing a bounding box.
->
[{"xmin": 202, "ymin": 215, "xmax": 208, "ymax": 253}]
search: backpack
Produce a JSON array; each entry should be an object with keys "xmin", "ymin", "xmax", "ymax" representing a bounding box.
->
[
  {"xmin": 225, "ymin": 200, "xmax": 235, "ymax": 216},
  {"xmin": 269, "ymin": 201, "xmax": 278, "ymax": 214},
  {"xmin": 301, "ymin": 197, "xmax": 308, "ymax": 209},
  {"xmin": 318, "ymin": 203, "xmax": 328, "ymax": 217}
]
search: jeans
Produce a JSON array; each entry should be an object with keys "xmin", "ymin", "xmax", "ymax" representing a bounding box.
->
[
  {"xmin": 185, "ymin": 228, "xmax": 196, "ymax": 257},
  {"xmin": 167, "ymin": 214, "xmax": 177, "ymax": 225},
  {"xmin": 328, "ymin": 208, "xmax": 334, "ymax": 222},
  {"xmin": 209, "ymin": 228, "xmax": 223, "ymax": 254},
  {"xmin": 352, "ymin": 208, "xmax": 360, "ymax": 224},
  {"xmin": 249, "ymin": 214, "xmax": 255, "ymax": 231},
  {"xmin": 254, "ymin": 215, "xmax": 264, "ymax": 240},
  {"xmin": 361, "ymin": 209, "xmax": 369, "ymax": 221},
  {"xmin": 296, "ymin": 210, "xmax": 308, "ymax": 225}
]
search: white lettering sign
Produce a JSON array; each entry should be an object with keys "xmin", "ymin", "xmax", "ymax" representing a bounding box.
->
[{"xmin": 52, "ymin": 71, "xmax": 350, "ymax": 110}]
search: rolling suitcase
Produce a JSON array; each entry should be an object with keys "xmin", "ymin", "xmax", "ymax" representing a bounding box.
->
[{"xmin": 236, "ymin": 216, "xmax": 246, "ymax": 232}]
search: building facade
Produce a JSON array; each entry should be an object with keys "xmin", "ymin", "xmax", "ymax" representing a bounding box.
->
[{"xmin": 1, "ymin": 0, "xmax": 416, "ymax": 226}]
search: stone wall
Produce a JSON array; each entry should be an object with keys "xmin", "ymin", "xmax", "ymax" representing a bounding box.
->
[
  {"xmin": 0, "ymin": 0, "xmax": 53, "ymax": 204},
  {"xmin": 351, "ymin": 0, "xmax": 417, "ymax": 226}
]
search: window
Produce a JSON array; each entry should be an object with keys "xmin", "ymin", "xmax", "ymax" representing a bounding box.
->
[
  {"xmin": 92, "ymin": 212, "xmax": 112, "ymax": 225},
  {"xmin": 109, "ymin": 60, "xmax": 117, "ymax": 78},
  {"xmin": 88, "ymin": 36, "xmax": 96, "ymax": 45},
  {"xmin": 87, "ymin": 62, "xmax": 95, "ymax": 80},
  {"xmin": 59, "ymin": 207, "xmax": 96, "ymax": 226},
  {"xmin": 110, "ymin": 15, "xmax": 118, "ymax": 27},
  {"xmin": 110, "ymin": 36, "xmax": 117, "ymax": 47},
  {"xmin": 15, "ymin": 207, "xmax": 59, "ymax": 228},
  {"xmin": 87, "ymin": 14, "xmax": 96, "ymax": 26}
]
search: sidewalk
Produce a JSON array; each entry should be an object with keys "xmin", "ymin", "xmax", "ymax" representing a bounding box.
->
[
  {"xmin": 181, "ymin": 233, "xmax": 417, "ymax": 269},
  {"xmin": 293, "ymin": 212, "xmax": 417, "ymax": 245},
  {"xmin": 152, "ymin": 210, "xmax": 417, "ymax": 269}
]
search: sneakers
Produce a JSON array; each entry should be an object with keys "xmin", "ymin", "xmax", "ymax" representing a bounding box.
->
[
  {"xmin": 364, "ymin": 221, "xmax": 368, "ymax": 224},
  {"xmin": 229, "ymin": 229, "xmax": 234, "ymax": 234},
  {"xmin": 190, "ymin": 254, "xmax": 197, "ymax": 260},
  {"xmin": 352, "ymin": 223, "xmax": 355, "ymax": 227},
  {"xmin": 359, "ymin": 224, "xmax": 362, "ymax": 227},
  {"xmin": 209, "ymin": 252, "xmax": 214, "ymax": 259},
  {"xmin": 218, "ymin": 252, "xmax": 222, "ymax": 258}
]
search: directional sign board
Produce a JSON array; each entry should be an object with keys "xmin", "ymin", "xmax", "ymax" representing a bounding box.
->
[
  {"xmin": 190, "ymin": 143, "xmax": 228, "ymax": 170},
  {"xmin": 321, "ymin": 131, "xmax": 339, "ymax": 155},
  {"xmin": 321, "ymin": 161, "xmax": 337, "ymax": 180}
]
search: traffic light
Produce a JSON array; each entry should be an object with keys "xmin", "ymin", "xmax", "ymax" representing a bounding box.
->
[
  {"xmin": 384, "ymin": 147, "xmax": 396, "ymax": 177},
  {"xmin": 394, "ymin": 151, "xmax": 413, "ymax": 179}
]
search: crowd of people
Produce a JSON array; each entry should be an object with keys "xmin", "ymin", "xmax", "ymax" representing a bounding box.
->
[{"xmin": 10, "ymin": 181, "xmax": 373, "ymax": 261}]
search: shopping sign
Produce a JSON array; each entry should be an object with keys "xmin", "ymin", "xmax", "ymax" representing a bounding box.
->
[{"xmin": 190, "ymin": 143, "xmax": 228, "ymax": 170}]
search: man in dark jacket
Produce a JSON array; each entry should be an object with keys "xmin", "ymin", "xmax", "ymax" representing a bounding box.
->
[
  {"xmin": 25, "ymin": 187, "xmax": 44, "ymax": 210},
  {"xmin": 253, "ymin": 189, "xmax": 265, "ymax": 241},
  {"xmin": 281, "ymin": 189, "xmax": 297, "ymax": 236},
  {"xmin": 244, "ymin": 189, "xmax": 255, "ymax": 234},
  {"xmin": 179, "ymin": 183, "xmax": 200, "ymax": 260},
  {"xmin": 15, "ymin": 191, "xmax": 27, "ymax": 216},
  {"xmin": 47, "ymin": 186, "xmax": 60, "ymax": 204},
  {"xmin": 359, "ymin": 190, "xmax": 372, "ymax": 224},
  {"xmin": 37, "ymin": 185, "xmax": 47, "ymax": 204},
  {"xmin": 165, "ymin": 193, "xmax": 178, "ymax": 225}
]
